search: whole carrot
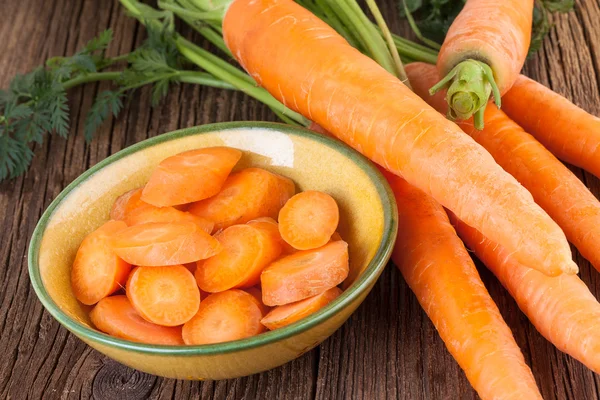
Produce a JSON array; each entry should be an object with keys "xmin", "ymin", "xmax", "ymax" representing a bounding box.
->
[
  {"xmin": 451, "ymin": 214, "xmax": 600, "ymax": 374},
  {"xmin": 223, "ymin": 0, "xmax": 576, "ymax": 276},
  {"xmin": 431, "ymin": 0, "xmax": 533, "ymax": 128},
  {"xmin": 503, "ymin": 75, "xmax": 600, "ymax": 179},
  {"xmin": 385, "ymin": 171, "xmax": 542, "ymax": 400},
  {"xmin": 408, "ymin": 62, "xmax": 600, "ymax": 271}
]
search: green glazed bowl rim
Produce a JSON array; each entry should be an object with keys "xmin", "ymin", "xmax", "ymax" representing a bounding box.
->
[{"xmin": 28, "ymin": 121, "xmax": 398, "ymax": 356}]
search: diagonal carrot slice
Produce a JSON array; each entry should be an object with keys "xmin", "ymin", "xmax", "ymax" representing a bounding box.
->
[
  {"xmin": 126, "ymin": 265, "xmax": 200, "ymax": 326},
  {"xmin": 90, "ymin": 295, "xmax": 184, "ymax": 345},
  {"xmin": 195, "ymin": 218, "xmax": 282, "ymax": 292},
  {"xmin": 71, "ymin": 221, "xmax": 131, "ymax": 305},
  {"xmin": 124, "ymin": 204, "xmax": 214, "ymax": 234},
  {"xmin": 188, "ymin": 168, "xmax": 295, "ymax": 231},
  {"xmin": 261, "ymin": 240, "xmax": 349, "ymax": 306},
  {"xmin": 109, "ymin": 221, "xmax": 221, "ymax": 266},
  {"xmin": 261, "ymin": 286, "xmax": 342, "ymax": 330},
  {"xmin": 182, "ymin": 290, "xmax": 265, "ymax": 345},
  {"xmin": 141, "ymin": 147, "xmax": 242, "ymax": 207}
]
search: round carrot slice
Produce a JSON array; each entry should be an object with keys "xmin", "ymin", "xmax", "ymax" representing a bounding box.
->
[
  {"xmin": 261, "ymin": 240, "xmax": 349, "ymax": 306},
  {"xmin": 109, "ymin": 221, "xmax": 222, "ymax": 266},
  {"xmin": 188, "ymin": 168, "xmax": 295, "ymax": 231},
  {"xmin": 71, "ymin": 221, "xmax": 131, "ymax": 305},
  {"xmin": 261, "ymin": 287, "xmax": 342, "ymax": 330},
  {"xmin": 195, "ymin": 220, "xmax": 282, "ymax": 292},
  {"xmin": 124, "ymin": 204, "xmax": 214, "ymax": 234},
  {"xmin": 182, "ymin": 290, "xmax": 264, "ymax": 345},
  {"xmin": 126, "ymin": 265, "xmax": 200, "ymax": 326},
  {"xmin": 141, "ymin": 147, "xmax": 242, "ymax": 207},
  {"xmin": 90, "ymin": 295, "xmax": 184, "ymax": 345},
  {"xmin": 110, "ymin": 188, "xmax": 146, "ymax": 221},
  {"xmin": 278, "ymin": 191, "xmax": 339, "ymax": 250}
]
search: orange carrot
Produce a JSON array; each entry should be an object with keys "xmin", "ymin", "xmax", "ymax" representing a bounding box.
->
[
  {"xmin": 451, "ymin": 214, "xmax": 600, "ymax": 374},
  {"xmin": 278, "ymin": 191, "xmax": 339, "ymax": 250},
  {"xmin": 110, "ymin": 188, "xmax": 146, "ymax": 221},
  {"xmin": 261, "ymin": 240, "xmax": 349, "ymax": 306},
  {"xmin": 182, "ymin": 290, "xmax": 265, "ymax": 345},
  {"xmin": 188, "ymin": 168, "xmax": 295, "ymax": 231},
  {"xmin": 261, "ymin": 286, "xmax": 342, "ymax": 330},
  {"xmin": 223, "ymin": 0, "xmax": 576, "ymax": 276},
  {"xmin": 124, "ymin": 204, "xmax": 214, "ymax": 234},
  {"xmin": 195, "ymin": 220, "xmax": 282, "ymax": 292},
  {"xmin": 503, "ymin": 75, "xmax": 600, "ymax": 179},
  {"xmin": 141, "ymin": 147, "xmax": 242, "ymax": 207},
  {"xmin": 431, "ymin": 0, "xmax": 533, "ymax": 126},
  {"xmin": 109, "ymin": 221, "xmax": 221, "ymax": 266},
  {"xmin": 71, "ymin": 221, "xmax": 131, "ymax": 305},
  {"xmin": 90, "ymin": 295, "xmax": 184, "ymax": 345},
  {"xmin": 385, "ymin": 172, "xmax": 541, "ymax": 400},
  {"xmin": 244, "ymin": 286, "xmax": 272, "ymax": 316},
  {"xmin": 126, "ymin": 265, "xmax": 200, "ymax": 326},
  {"xmin": 409, "ymin": 62, "xmax": 600, "ymax": 271}
]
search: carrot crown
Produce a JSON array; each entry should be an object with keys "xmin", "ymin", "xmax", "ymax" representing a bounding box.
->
[{"xmin": 429, "ymin": 60, "xmax": 501, "ymax": 130}]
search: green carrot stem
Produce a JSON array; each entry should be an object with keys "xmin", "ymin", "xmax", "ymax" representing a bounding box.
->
[
  {"xmin": 401, "ymin": 0, "xmax": 441, "ymax": 50},
  {"xmin": 63, "ymin": 71, "xmax": 123, "ymax": 90},
  {"xmin": 158, "ymin": 0, "xmax": 224, "ymax": 22},
  {"xmin": 177, "ymin": 39, "xmax": 308, "ymax": 126},
  {"xmin": 176, "ymin": 71, "xmax": 235, "ymax": 89},
  {"xmin": 365, "ymin": 0, "xmax": 411, "ymax": 88}
]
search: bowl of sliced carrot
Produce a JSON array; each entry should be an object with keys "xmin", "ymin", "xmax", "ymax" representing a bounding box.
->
[{"xmin": 28, "ymin": 121, "xmax": 397, "ymax": 380}]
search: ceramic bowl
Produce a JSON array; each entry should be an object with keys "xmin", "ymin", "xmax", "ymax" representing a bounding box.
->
[{"xmin": 28, "ymin": 122, "xmax": 398, "ymax": 380}]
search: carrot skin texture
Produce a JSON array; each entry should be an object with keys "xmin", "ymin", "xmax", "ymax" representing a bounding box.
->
[
  {"xmin": 451, "ymin": 215, "xmax": 600, "ymax": 374},
  {"xmin": 503, "ymin": 75, "xmax": 600, "ymax": 179},
  {"xmin": 437, "ymin": 0, "xmax": 533, "ymax": 95},
  {"xmin": 386, "ymin": 172, "xmax": 542, "ymax": 400},
  {"xmin": 223, "ymin": 0, "xmax": 575, "ymax": 276},
  {"xmin": 408, "ymin": 62, "xmax": 600, "ymax": 271},
  {"xmin": 90, "ymin": 295, "xmax": 184, "ymax": 345}
]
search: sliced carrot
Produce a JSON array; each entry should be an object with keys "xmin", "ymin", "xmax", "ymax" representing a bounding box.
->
[
  {"xmin": 182, "ymin": 290, "xmax": 265, "ymax": 345},
  {"xmin": 244, "ymin": 286, "xmax": 271, "ymax": 316},
  {"xmin": 195, "ymin": 220, "xmax": 282, "ymax": 292},
  {"xmin": 279, "ymin": 191, "xmax": 339, "ymax": 250},
  {"xmin": 126, "ymin": 265, "xmax": 200, "ymax": 326},
  {"xmin": 90, "ymin": 295, "xmax": 184, "ymax": 345},
  {"xmin": 261, "ymin": 286, "xmax": 342, "ymax": 330},
  {"xmin": 141, "ymin": 147, "xmax": 242, "ymax": 207},
  {"xmin": 71, "ymin": 221, "xmax": 131, "ymax": 305},
  {"xmin": 188, "ymin": 168, "xmax": 295, "ymax": 231},
  {"xmin": 124, "ymin": 204, "xmax": 214, "ymax": 234},
  {"xmin": 109, "ymin": 221, "xmax": 221, "ymax": 266},
  {"xmin": 261, "ymin": 240, "xmax": 349, "ymax": 306},
  {"xmin": 110, "ymin": 188, "xmax": 146, "ymax": 221}
]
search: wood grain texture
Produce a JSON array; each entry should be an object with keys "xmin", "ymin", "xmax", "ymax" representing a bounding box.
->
[{"xmin": 0, "ymin": 0, "xmax": 599, "ymax": 399}]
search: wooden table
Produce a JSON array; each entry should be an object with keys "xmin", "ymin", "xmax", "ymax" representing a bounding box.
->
[{"xmin": 2, "ymin": 1, "xmax": 600, "ymax": 398}]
